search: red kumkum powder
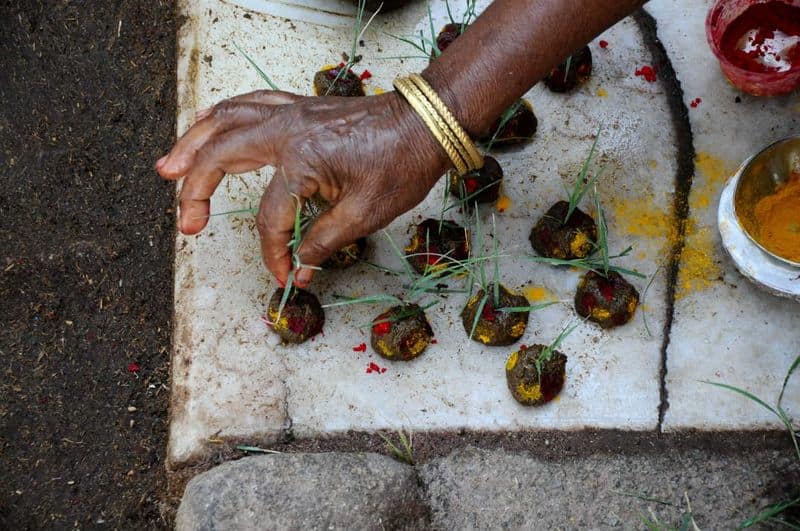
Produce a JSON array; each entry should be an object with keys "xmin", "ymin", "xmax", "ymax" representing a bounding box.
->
[
  {"xmin": 599, "ymin": 40, "xmax": 609, "ymax": 49},
  {"xmin": 373, "ymin": 321, "xmax": 392, "ymax": 335},
  {"xmin": 635, "ymin": 65, "xmax": 658, "ymax": 82},
  {"xmin": 353, "ymin": 343, "xmax": 367, "ymax": 352}
]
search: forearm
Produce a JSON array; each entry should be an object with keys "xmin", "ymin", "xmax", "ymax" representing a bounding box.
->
[{"xmin": 423, "ymin": 0, "xmax": 646, "ymax": 137}]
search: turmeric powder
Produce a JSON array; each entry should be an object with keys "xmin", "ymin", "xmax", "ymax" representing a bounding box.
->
[{"xmin": 753, "ymin": 171, "xmax": 800, "ymax": 263}]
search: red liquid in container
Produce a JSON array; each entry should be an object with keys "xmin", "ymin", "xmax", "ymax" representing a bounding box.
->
[
  {"xmin": 707, "ymin": 0, "xmax": 800, "ymax": 96},
  {"xmin": 721, "ymin": 2, "xmax": 800, "ymax": 73}
]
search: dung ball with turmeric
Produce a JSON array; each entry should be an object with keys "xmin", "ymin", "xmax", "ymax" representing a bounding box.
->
[
  {"xmin": 404, "ymin": 219, "xmax": 470, "ymax": 275},
  {"xmin": 574, "ymin": 271, "xmax": 639, "ymax": 329},
  {"xmin": 370, "ymin": 304, "xmax": 434, "ymax": 361},
  {"xmin": 460, "ymin": 283, "xmax": 529, "ymax": 346},
  {"xmin": 530, "ymin": 200, "xmax": 597, "ymax": 259},
  {"xmin": 313, "ymin": 65, "xmax": 365, "ymax": 97},
  {"xmin": 267, "ymin": 287, "xmax": 325, "ymax": 344},
  {"xmin": 481, "ymin": 99, "xmax": 538, "ymax": 148},
  {"xmin": 450, "ymin": 156, "xmax": 503, "ymax": 204},
  {"xmin": 544, "ymin": 46, "xmax": 593, "ymax": 93},
  {"xmin": 505, "ymin": 344, "xmax": 567, "ymax": 406}
]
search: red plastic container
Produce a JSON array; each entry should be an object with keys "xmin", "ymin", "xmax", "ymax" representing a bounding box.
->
[{"xmin": 706, "ymin": 0, "xmax": 800, "ymax": 96}]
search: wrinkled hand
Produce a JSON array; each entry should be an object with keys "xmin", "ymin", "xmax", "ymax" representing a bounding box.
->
[{"xmin": 156, "ymin": 90, "xmax": 449, "ymax": 287}]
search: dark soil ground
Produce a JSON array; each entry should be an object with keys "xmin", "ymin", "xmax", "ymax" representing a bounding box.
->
[{"xmin": 0, "ymin": 1, "xmax": 176, "ymax": 528}]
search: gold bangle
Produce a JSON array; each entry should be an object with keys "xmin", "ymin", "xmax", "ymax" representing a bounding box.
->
[
  {"xmin": 407, "ymin": 74, "xmax": 484, "ymax": 171},
  {"xmin": 402, "ymin": 78, "xmax": 474, "ymax": 173},
  {"xmin": 394, "ymin": 77, "xmax": 468, "ymax": 175},
  {"xmin": 396, "ymin": 78, "xmax": 471, "ymax": 175}
]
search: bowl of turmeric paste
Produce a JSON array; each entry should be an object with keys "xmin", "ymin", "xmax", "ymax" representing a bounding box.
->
[{"xmin": 733, "ymin": 136, "xmax": 800, "ymax": 267}]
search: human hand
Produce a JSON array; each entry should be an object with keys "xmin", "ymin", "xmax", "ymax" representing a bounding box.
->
[{"xmin": 156, "ymin": 89, "xmax": 449, "ymax": 287}]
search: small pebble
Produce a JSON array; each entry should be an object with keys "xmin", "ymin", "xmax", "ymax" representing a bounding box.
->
[
  {"xmin": 67, "ymin": 480, "xmax": 75, "ymax": 485},
  {"xmin": 127, "ymin": 406, "xmax": 137, "ymax": 412}
]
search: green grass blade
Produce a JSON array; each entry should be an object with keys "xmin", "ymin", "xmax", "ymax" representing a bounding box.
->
[
  {"xmin": 702, "ymin": 381, "xmax": 779, "ymax": 417},
  {"xmin": 276, "ymin": 271, "xmax": 295, "ymax": 322},
  {"xmin": 541, "ymin": 321, "xmax": 579, "ymax": 362},
  {"xmin": 427, "ymin": 4, "xmax": 440, "ymax": 57},
  {"xmin": 778, "ymin": 353, "xmax": 800, "ymax": 407},
  {"xmin": 593, "ymin": 183, "xmax": 610, "ymax": 275},
  {"xmin": 740, "ymin": 497, "xmax": 800, "ymax": 529},
  {"xmin": 485, "ymin": 100, "xmax": 522, "ymax": 151},
  {"xmin": 468, "ymin": 293, "xmax": 489, "ymax": 340},
  {"xmin": 321, "ymin": 294, "xmax": 403, "ymax": 309},
  {"xmin": 382, "ymin": 230, "xmax": 415, "ymax": 281},
  {"xmin": 209, "ymin": 206, "xmax": 258, "ymax": 217},
  {"xmin": 445, "ymin": 0, "xmax": 455, "ymax": 25},
  {"xmin": 234, "ymin": 42, "xmax": 279, "ymax": 90},
  {"xmin": 492, "ymin": 214, "xmax": 500, "ymax": 306},
  {"xmin": 497, "ymin": 302, "xmax": 558, "ymax": 313},
  {"xmin": 565, "ymin": 126, "xmax": 602, "ymax": 221}
]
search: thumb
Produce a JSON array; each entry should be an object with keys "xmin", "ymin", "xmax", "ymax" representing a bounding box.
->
[{"xmin": 294, "ymin": 201, "xmax": 363, "ymax": 286}]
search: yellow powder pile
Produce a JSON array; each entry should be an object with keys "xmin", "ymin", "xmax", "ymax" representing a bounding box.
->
[{"xmin": 524, "ymin": 285, "xmax": 555, "ymax": 303}]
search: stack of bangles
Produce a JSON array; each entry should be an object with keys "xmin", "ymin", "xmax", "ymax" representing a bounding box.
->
[{"xmin": 393, "ymin": 73, "xmax": 484, "ymax": 176}]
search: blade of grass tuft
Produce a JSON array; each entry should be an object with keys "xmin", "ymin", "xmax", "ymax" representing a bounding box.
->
[
  {"xmin": 702, "ymin": 381, "xmax": 779, "ymax": 417},
  {"xmin": 563, "ymin": 54, "xmax": 573, "ymax": 84},
  {"xmin": 593, "ymin": 182, "xmax": 610, "ymax": 275},
  {"xmin": 565, "ymin": 126, "xmax": 603, "ymax": 222},
  {"xmin": 469, "ymin": 292, "xmax": 489, "ymax": 340},
  {"xmin": 740, "ymin": 497, "xmax": 800, "ymax": 529},
  {"xmin": 427, "ymin": 4, "xmax": 441, "ymax": 57},
  {"xmin": 778, "ymin": 353, "xmax": 800, "ymax": 407},
  {"xmin": 497, "ymin": 301, "xmax": 558, "ymax": 313},
  {"xmin": 492, "ymin": 214, "xmax": 500, "ymax": 306},
  {"xmin": 382, "ymin": 230, "xmax": 415, "ymax": 281},
  {"xmin": 485, "ymin": 100, "xmax": 522, "ymax": 151},
  {"xmin": 234, "ymin": 42, "xmax": 279, "ymax": 90},
  {"xmin": 322, "ymin": 294, "xmax": 404, "ymax": 309}
]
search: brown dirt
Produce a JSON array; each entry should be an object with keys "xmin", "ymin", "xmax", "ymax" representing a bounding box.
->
[{"xmin": 0, "ymin": 1, "xmax": 176, "ymax": 528}]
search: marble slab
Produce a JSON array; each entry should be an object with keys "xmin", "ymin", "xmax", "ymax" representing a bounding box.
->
[
  {"xmin": 168, "ymin": 0, "xmax": 681, "ymax": 466},
  {"xmin": 644, "ymin": 0, "xmax": 799, "ymax": 430}
]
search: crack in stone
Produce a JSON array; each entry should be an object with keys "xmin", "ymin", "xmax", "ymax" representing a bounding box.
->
[{"xmin": 633, "ymin": 9, "xmax": 697, "ymax": 433}]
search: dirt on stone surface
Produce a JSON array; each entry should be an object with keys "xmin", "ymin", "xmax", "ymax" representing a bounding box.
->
[{"xmin": 0, "ymin": 1, "xmax": 176, "ymax": 529}]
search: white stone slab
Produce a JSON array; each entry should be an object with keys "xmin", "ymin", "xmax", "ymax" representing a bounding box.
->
[
  {"xmin": 170, "ymin": 0, "xmax": 681, "ymax": 465},
  {"xmin": 645, "ymin": 0, "xmax": 800, "ymax": 430}
]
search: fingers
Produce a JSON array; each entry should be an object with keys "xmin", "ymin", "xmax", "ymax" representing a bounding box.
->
[
  {"xmin": 293, "ymin": 200, "xmax": 367, "ymax": 286},
  {"xmin": 195, "ymin": 90, "xmax": 301, "ymax": 120},
  {"xmin": 180, "ymin": 120, "xmax": 288, "ymax": 234},
  {"xmin": 157, "ymin": 102, "xmax": 269, "ymax": 179},
  {"xmin": 257, "ymin": 172, "xmax": 318, "ymax": 286}
]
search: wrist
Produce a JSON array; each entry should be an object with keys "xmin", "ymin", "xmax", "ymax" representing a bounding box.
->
[{"xmin": 385, "ymin": 90, "xmax": 451, "ymax": 186}]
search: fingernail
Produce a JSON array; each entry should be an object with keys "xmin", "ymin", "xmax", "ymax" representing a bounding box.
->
[
  {"xmin": 296, "ymin": 268, "xmax": 313, "ymax": 286},
  {"xmin": 155, "ymin": 155, "xmax": 167, "ymax": 169},
  {"xmin": 196, "ymin": 108, "xmax": 211, "ymax": 120}
]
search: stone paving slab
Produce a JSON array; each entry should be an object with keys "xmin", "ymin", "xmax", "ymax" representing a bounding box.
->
[
  {"xmin": 169, "ymin": 0, "xmax": 800, "ymax": 468},
  {"xmin": 175, "ymin": 446, "xmax": 800, "ymax": 529},
  {"xmin": 169, "ymin": 0, "xmax": 679, "ymax": 466},
  {"xmin": 419, "ymin": 446, "xmax": 798, "ymax": 529},
  {"xmin": 644, "ymin": 0, "xmax": 800, "ymax": 430},
  {"xmin": 176, "ymin": 453, "xmax": 428, "ymax": 530}
]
